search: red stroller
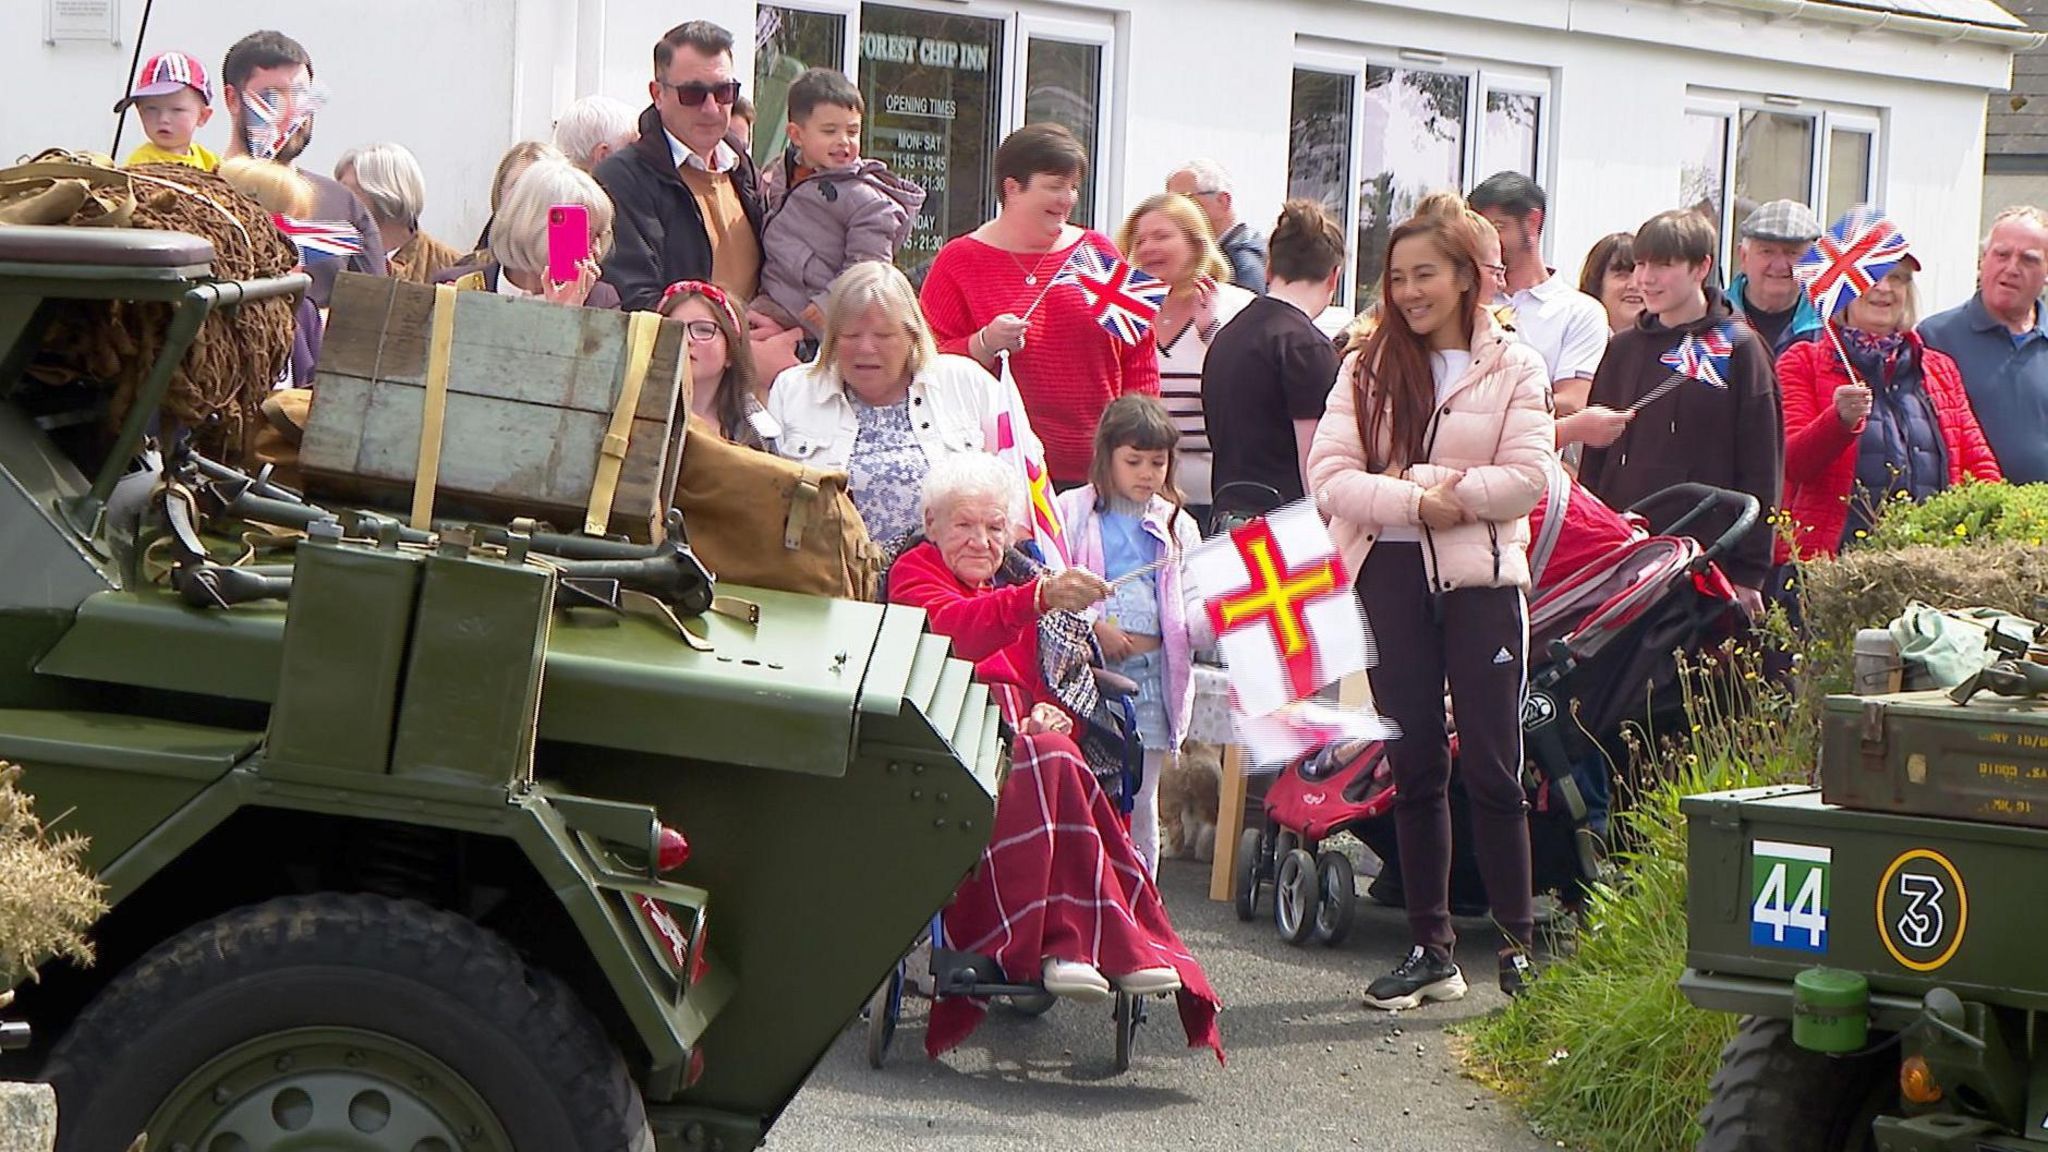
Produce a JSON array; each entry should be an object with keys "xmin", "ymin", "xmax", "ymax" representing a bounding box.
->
[{"xmin": 1239, "ymin": 478, "xmax": 1757, "ymax": 945}]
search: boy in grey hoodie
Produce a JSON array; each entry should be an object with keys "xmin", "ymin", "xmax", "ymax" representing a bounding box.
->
[{"xmin": 751, "ymin": 68, "xmax": 926, "ymax": 340}]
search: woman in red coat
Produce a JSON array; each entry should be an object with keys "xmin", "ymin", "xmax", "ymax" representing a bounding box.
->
[{"xmin": 1777, "ymin": 248, "xmax": 2001, "ymax": 562}]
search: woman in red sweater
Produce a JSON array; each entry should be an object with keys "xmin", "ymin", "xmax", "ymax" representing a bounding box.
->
[
  {"xmin": 1777, "ymin": 242, "xmax": 2001, "ymax": 562},
  {"xmin": 918, "ymin": 123, "xmax": 1159, "ymax": 485}
]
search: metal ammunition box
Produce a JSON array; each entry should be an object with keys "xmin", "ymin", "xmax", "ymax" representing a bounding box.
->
[{"xmin": 1819, "ymin": 689, "xmax": 2048, "ymax": 830}]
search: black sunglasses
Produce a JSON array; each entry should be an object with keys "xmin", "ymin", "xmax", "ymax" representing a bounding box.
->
[{"xmin": 662, "ymin": 79, "xmax": 742, "ymax": 108}]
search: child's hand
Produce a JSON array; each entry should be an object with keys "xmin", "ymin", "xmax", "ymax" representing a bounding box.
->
[
  {"xmin": 747, "ymin": 308, "xmax": 789, "ymax": 339},
  {"xmin": 1094, "ymin": 618, "xmax": 1135, "ymax": 663}
]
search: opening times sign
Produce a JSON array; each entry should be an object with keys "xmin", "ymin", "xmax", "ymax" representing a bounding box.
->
[{"xmin": 857, "ymin": 7, "xmax": 1003, "ymax": 271}]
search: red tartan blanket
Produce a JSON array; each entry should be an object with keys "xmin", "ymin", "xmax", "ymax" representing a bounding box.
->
[{"xmin": 926, "ymin": 731, "xmax": 1224, "ymax": 1063}]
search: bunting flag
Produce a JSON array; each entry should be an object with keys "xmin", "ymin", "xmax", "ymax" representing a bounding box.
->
[
  {"xmin": 1050, "ymin": 245, "xmax": 1169, "ymax": 344},
  {"xmin": 988, "ymin": 355, "xmax": 1068, "ymax": 569},
  {"xmin": 1796, "ymin": 205, "xmax": 1913, "ymax": 319},
  {"xmin": 272, "ymin": 216, "xmax": 364, "ymax": 261},
  {"xmin": 1183, "ymin": 499, "xmax": 1371, "ymax": 719},
  {"xmin": 1657, "ymin": 321, "xmax": 1736, "ymax": 391}
]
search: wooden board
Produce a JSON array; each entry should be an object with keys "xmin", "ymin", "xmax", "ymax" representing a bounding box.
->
[{"xmin": 301, "ymin": 273, "xmax": 691, "ymax": 541}]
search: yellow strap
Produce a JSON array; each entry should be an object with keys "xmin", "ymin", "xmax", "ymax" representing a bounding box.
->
[
  {"xmin": 409, "ymin": 284, "xmax": 459, "ymax": 530},
  {"xmin": 585, "ymin": 310, "xmax": 661, "ymax": 536}
]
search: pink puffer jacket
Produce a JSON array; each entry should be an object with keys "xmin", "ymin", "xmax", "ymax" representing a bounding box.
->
[{"xmin": 1308, "ymin": 312, "xmax": 1555, "ymax": 592}]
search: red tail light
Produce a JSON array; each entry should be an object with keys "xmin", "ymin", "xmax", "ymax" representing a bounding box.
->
[
  {"xmin": 657, "ymin": 824, "xmax": 691, "ymax": 872},
  {"xmin": 686, "ymin": 1045, "xmax": 707, "ymax": 1089},
  {"xmin": 691, "ymin": 918, "xmax": 711, "ymax": 984}
]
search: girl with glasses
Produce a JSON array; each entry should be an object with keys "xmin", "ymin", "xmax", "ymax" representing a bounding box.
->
[{"xmin": 659, "ymin": 280, "xmax": 775, "ymax": 451}]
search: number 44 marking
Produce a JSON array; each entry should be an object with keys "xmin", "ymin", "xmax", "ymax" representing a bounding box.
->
[{"xmin": 1750, "ymin": 840, "xmax": 1831, "ymax": 954}]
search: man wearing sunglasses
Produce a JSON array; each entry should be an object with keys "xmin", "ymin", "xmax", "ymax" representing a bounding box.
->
[
  {"xmin": 220, "ymin": 29, "xmax": 387, "ymax": 309},
  {"xmin": 594, "ymin": 21, "xmax": 768, "ymax": 322}
]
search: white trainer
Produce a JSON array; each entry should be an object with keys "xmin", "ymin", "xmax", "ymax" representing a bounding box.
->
[
  {"xmin": 1040, "ymin": 957, "xmax": 1112, "ymax": 1001},
  {"xmin": 1111, "ymin": 966, "xmax": 1182, "ymax": 995}
]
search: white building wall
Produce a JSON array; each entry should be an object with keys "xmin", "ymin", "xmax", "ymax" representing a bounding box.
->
[{"xmin": 2, "ymin": 0, "xmax": 2014, "ymax": 310}]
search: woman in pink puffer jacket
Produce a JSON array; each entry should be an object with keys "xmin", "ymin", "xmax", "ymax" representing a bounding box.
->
[{"xmin": 1308, "ymin": 208, "xmax": 1554, "ymax": 1013}]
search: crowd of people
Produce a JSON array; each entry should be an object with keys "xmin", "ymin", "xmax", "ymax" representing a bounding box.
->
[{"xmin": 114, "ymin": 19, "xmax": 2048, "ymax": 1029}]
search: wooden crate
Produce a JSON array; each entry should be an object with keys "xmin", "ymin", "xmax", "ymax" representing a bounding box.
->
[{"xmin": 301, "ymin": 273, "xmax": 691, "ymax": 541}]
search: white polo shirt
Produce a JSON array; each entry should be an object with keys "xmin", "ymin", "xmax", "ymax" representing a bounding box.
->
[{"xmin": 1505, "ymin": 270, "xmax": 1610, "ymax": 386}]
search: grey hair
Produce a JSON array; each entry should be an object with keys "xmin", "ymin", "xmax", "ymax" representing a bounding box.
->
[
  {"xmin": 551, "ymin": 95, "xmax": 639, "ymax": 170},
  {"xmin": 334, "ymin": 142, "xmax": 427, "ymax": 228},
  {"xmin": 919, "ymin": 452, "xmax": 1027, "ymax": 531},
  {"xmin": 1169, "ymin": 158, "xmax": 1233, "ymax": 196},
  {"xmin": 819, "ymin": 262, "xmax": 938, "ymax": 377},
  {"xmin": 491, "ymin": 158, "xmax": 616, "ymax": 276},
  {"xmin": 1982, "ymin": 205, "xmax": 2048, "ymax": 256}
]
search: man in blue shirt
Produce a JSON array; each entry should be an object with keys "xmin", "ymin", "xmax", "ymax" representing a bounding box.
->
[{"xmin": 1919, "ymin": 206, "xmax": 2048, "ymax": 483}]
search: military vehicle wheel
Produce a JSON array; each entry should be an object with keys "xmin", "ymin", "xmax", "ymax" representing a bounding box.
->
[
  {"xmin": 1313, "ymin": 850, "xmax": 1356, "ymax": 946},
  {"xmin": 1696, "ymin": 1016, "xmax": 1895, "ymax": 1152},
  {"xmin": 1233, "ymin": 828, "xmax": 1265, "ymax": 921},
  {"xmin": 864, "ymin": 964, "xmax": 904, "ymax": 1069},
  {"xmin": 1274, "ymin": 849, "xmax": 1319, "ymax": 945},
  {"xmin": 43, "ymin": 894, "xmax": 652, "ymax": 1152}
]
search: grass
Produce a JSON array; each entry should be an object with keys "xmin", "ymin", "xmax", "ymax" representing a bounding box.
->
[
  {"xmin": 1462, "ymin": 643, "xmax": 1811, "ymax": 1152},
  {"xmin": 0, "ymin": 762, "xmax": 104, "ymax": 987}
]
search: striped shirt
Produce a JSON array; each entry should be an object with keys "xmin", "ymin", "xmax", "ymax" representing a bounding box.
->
[{"xmin": 1156, "ymin": 283, "xmax": 1255, "ymax": 506}]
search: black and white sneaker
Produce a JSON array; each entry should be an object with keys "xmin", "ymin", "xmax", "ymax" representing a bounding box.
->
[
  {"xmin": 1363, "ymin": 945, "xmax": 1467, "ymax": 1011},
  {"xmin": 1499, "ymin": 945, "xmax": 1535, "ymax": 998}
]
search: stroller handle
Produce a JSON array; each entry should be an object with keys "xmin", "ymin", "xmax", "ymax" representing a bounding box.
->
[{"xmin": 1623, "ymin": 484, "xmax": 1761, "ymax": 568}]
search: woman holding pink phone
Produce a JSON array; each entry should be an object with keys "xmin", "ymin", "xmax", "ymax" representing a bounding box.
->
[{"xmin": 437, "ymin": 158, "xmax": 620, "ymax": 309}]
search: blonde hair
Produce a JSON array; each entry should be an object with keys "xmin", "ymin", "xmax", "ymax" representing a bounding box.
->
[
  {"xmin": 491, "ymin": 158, "xmax": 615, "ymax": 276},
  {"xmin": 335, "ymin": 142, "xmax": 427, "ymax": 228},
  {"xmin": 818, "ymin": 262, "xmax": 938, "ymax": 378},
  {"xmin": 1115, "ymin": 193, "xmax": 1229, "ymax": 287},
  {"xmin": 219, "ymin": 156, "xmax": 314, "ymax": 218},
  {"xmin": 490, "ymin": 140, "xmax": 565, "ymax": 213}
]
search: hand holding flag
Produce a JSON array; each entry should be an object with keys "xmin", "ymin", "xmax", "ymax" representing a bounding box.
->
[{"xmin": 1630, "ymin": 321, "xmax": 1737, "ymax": 413}]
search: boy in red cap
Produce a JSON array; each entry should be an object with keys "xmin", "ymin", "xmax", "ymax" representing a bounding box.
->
[{"xmin": 117, "ymin": 51, "xmax": 219, "ymax": 171}]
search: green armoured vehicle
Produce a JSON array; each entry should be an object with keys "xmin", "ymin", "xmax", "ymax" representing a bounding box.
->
[
  {"xmin": 1684, "ymin": 643, "xmax": 2048, "ymax": 1151},
  {"xmin": 0, "ymin": 225, "xmax": 1002, "ymax": 1150}
]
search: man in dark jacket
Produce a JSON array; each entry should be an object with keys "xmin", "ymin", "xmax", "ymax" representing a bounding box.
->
[
  {"xmin": 595, "ymin": 21, "xmax": 766, "ymax": 314},
  {"xmin": 1580, "ymin": 209, "xmax": 1782, "ymax": 618},
  {"xmin": 1167, "ymin": 160, "xmax": 1266, "ymax": 294},
  {"xmin": 219, "ymin": 30, "xmax": 386, "ymax": 309}
]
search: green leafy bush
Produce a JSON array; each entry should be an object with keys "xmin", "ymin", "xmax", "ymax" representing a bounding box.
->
[
  {"xmin": 1859, "ymin": 481, "xmax": 2048, "ymax": 551},
  {"xmin": 1462, "ymin": 653, "xmax": 1808, "ymax": 1152}
]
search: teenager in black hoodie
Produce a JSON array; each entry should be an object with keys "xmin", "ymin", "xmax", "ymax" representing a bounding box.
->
[{"xmin": 1579, "ymin": 210, "xmax": 1782, "ymax": 616}]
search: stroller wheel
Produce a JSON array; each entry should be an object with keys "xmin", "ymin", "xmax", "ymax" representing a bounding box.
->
[
  {"xmin": 1233, "ymin": 828, "xmax": 1265, "ymax": 921},
  {"xmin": 1112, "ymin": 989, "xmax": 1146, "ymax": 1073},
  {"xmin": 864, "ymin": 962, "xmax": 904, "ymax": 1069},
  {"xmin": 1313, "ymin": 850, "xmax": 1356, "ymax": 946},
  {"xmin": 1005, "ymin": 991, "xmax": 1058, "ymax": 1017},
  {"xmin": 1274, "ymin": 849, "xmax": 1318, "ymax": 945}
]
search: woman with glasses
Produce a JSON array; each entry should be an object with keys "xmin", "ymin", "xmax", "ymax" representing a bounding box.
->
[
  {"xmin": 435, "ymin": 158, "xmax": 619, "ymax": 309},
  {"xmin": 768, "ymin": 262, "xmax": 1047, "ymax": 553},
  {"xmin": 659, "ymin": 280, "xmax": 774, "ymax": 451}
]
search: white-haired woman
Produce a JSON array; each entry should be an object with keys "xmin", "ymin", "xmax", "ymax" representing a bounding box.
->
[
  {"xmin": 551, "ymin": 95, "xmax": 639, "ymax": 172},
  {"xmin": 768, "ymin": 262, "xmax": 1047, "ymax": 550},
  {"xmin": 885, "ymin": 453, "xmax": 1221, "ymax": 1058},
  {"xmin": 436, "ymin": 157, "xmax": 618, "ymax": 309},
  {"xmin": 335, "ymin": 142, "xmax": 463, "ymax": 284}
]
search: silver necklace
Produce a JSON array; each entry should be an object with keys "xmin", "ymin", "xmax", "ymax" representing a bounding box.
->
[{"xmin": 1003, "ymin": 244, "xmax": 1058, "ymax": 286}]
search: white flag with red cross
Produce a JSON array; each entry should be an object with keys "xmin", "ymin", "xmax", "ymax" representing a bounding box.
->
[
  {"xmin": 986, "ymin": 355, "xmax": 1068, "ymax": 569},
  {"xmin": 1183, "ymin": 499, "xmax": 1373, "ymax": 719}
]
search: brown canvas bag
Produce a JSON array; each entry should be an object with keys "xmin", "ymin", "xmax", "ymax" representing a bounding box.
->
[{"xmin": 671, "ymin": 415, "xmax": 884, "ymax": 600}]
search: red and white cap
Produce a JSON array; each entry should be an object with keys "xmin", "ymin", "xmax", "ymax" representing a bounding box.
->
[{"xmin": 114, "ymin": 51, "xmax": 213, "ymax": 111}]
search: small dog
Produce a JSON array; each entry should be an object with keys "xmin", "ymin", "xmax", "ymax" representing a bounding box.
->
[{"xmin": 1159, "ymin": 741, "xmax": 1224, "ymax": 861}]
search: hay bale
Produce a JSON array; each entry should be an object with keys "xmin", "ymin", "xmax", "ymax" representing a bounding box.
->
[{"xmin": 1793, "ymin": 541, "xmax": 2048, "ymax": 697}]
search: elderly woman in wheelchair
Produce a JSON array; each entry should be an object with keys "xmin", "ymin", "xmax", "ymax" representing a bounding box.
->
[{"xmin": 884, "ymin": 453, "xmax": 1221, "ymax": 1060}]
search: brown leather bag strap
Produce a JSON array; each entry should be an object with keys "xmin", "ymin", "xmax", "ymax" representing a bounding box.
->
[{"xmin": 788, "ymin": 470, "xmax": 823, "ymax": 550}]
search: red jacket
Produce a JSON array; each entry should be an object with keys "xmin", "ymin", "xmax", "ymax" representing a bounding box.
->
[
  {"xmin": 886, "ymin": 541, "xmax": 1050, "ymax": 722},
  {"xmin": 1776, "ymin": 333, "xmax": 2001, "ymax": 561}
]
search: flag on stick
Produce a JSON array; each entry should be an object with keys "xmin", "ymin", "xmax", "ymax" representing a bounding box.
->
[{"xmin": 1050, "ymin": 245, "xmax": 1168, "ymax": 344}]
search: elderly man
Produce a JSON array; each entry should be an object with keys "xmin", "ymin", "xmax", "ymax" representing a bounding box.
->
[
  {"xmin": 1920, "ymin": 206, "xmax": 2048, "ymax": 483},
  {"xmin": 1165, "ymin": 159, "xmax": 1265, "ymax": 293},
  {"xmin": 551, "ymin": 95, "xmax": 639, "ymax": 172},
  {"xmin": 594, "ymin": 21, "xmax": 764, "ymax": 313},
  {"xmin": 1728, "ymin": 198, "xmax": 1824, "ymax": 355}
]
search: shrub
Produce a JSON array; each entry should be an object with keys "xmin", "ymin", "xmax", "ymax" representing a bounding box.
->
[
  {"xmin": 1858, "ymin": 481, "xmax": 2048, "ymax": 552},
  {"xmin": 0, "ymin": 763, "xmax": 104, "ymax": 987}
]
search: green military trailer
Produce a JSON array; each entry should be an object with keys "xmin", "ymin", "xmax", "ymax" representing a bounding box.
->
[
  {"xmin": 1684, "ymin": 652, "xmax": 2048, "ymax": 1151},
  {"xmin": 0, "ymin": 223, "xmax": 1002, "ymax": 1151}
]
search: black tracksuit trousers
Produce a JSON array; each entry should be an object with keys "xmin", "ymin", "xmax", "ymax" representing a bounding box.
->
[{"xmin": 1360, "ymin": 543, "xmax": 1534, "ymax": 954}]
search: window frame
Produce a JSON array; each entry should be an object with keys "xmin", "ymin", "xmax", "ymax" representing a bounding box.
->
[
  {"xmin": 1291, "ymin": 47, "xmax": 1369, "ymax": 310},
  {"xmin": 1686, "ymin": 90, "xmax": 1884, "ymax": 267},
  {"xmin": 1014, "ymin": 13, "xmax": 1118, "ymax": 230},
  {"xmin": 1821, "ymin": 111, "xmax": 1883, "ymax": 220}
]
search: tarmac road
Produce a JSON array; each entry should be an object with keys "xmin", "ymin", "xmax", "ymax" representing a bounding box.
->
[{"xmin": 765, "ymin": 852, "xmax": 1557, "ymax": 1152}]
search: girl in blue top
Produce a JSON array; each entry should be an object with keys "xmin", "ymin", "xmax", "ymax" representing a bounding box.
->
[{"xmin": 1057, "ymin": 396, "xmax": 1203, "ymax": 874}]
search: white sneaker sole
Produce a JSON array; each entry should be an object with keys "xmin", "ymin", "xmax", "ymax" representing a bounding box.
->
[
  {"xmin": 1041, "ymin": 963, "xmax": 1113, "ymax": 1002},
  {"xmin": 1362, "ymin": 971, "xmax": 1468, "ymax": 1011},
  {"xmin": 1111, "ymin": 970, "xmax": 1182, "ymax": 996}
]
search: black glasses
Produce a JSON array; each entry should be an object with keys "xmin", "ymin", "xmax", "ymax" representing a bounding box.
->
[
  {"xmin": 681, "ymin": 320, "xmax": 724, "ymax": 342},
  {"xmin": 661, "ymin": 79, "xmax": 742, "ymax": 108}
]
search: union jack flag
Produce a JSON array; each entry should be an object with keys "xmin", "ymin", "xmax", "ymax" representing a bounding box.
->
[
  {"xmin": 1050, "ymin": 245, "xmax": 1168, "ymax": 344},
  {"xmin": 1658, "ymin": 321, "xmax": 1736, "ymax": 391},
  {"xmin": 272, "ymin": 216, "xmax": 364, "ymax": 261},
  {"xmin": 242, "ymin": 82, "xmax": 326, "ymax": 161},
  {"xmin": 1795, "ymin": 206, "xmax": 1912, "ymax": 318}
]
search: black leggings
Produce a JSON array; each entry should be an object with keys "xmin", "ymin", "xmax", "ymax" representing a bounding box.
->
[{"xmin": 1360, "ymin": 543, "xmax": 1534, "ymax": 954}]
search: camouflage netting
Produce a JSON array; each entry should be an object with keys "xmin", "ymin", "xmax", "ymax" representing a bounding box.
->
[
  {"xmin": 0, "ymin": 763, "xmax": 104, "ymax": 987},
  {"xmin": 23, "ymin": 154, "xmax": 298, "ymax": 462}
]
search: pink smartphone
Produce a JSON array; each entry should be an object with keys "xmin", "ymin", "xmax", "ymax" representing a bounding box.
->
[{"xmin": 546, "ymin": 204, "xmax": 590, "ymax": 283}]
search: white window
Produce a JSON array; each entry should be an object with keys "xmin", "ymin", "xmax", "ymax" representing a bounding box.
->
[
  {"xmin": 754, "ymin": 1, "xmax": 1119, "ymax": 274},
  {"xmin": 1684, "ymin": 92, "xmax": 1884, "ymax": 265},
  {"xmin": 1287, "ymin": 49, "xmax": 1552, "ymax": 309}
]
